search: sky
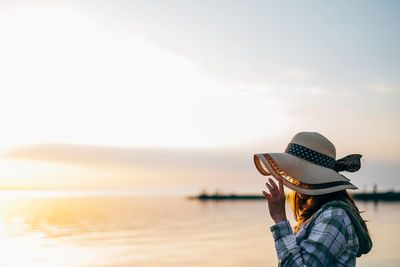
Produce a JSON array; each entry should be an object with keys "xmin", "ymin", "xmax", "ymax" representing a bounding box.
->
[{"xmin": 0, "ymin": 0, "xmax": 399, "ymax": 194}]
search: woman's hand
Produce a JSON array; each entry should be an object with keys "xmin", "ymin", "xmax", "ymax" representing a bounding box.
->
[{"xmin": 262, "ymin": 177, "xmax": 287, "ymax": 224}]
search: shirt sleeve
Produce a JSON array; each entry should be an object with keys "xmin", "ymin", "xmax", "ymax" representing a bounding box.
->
[{"xmin": 270, "ymin": 209, "xmax": 348, "ymax": 267}]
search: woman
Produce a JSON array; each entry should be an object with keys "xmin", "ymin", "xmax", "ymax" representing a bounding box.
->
[{"xmin": 253, "ymin": 132, "xmax": 372, "ymax": 266}]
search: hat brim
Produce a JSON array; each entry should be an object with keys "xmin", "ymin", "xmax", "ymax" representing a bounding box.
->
[{"xmin": 254, "ymin": 152, "xmax": 358, "ymax": 195}]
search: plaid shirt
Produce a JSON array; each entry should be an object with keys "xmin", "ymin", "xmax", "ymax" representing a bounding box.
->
[{"xmin": 270, "ymin": 206, "xmax": 359, "ymax": 266}]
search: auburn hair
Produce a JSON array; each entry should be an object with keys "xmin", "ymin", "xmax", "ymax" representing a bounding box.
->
[{"xmin": 288, "ymin": 189, "xmax": 371, "ymax": 240}]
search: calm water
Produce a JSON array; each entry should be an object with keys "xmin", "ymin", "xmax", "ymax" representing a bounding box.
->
[{"xmin": 0, "ymin": 191, "xmax": 398, "ymax": 266}]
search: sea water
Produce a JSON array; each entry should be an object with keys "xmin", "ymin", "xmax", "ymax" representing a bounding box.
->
[{"xmin": 0, "ymin": 191, "xmax": 397, "ymax": 266}]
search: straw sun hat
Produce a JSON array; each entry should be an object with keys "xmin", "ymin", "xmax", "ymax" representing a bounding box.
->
[{"xmin": 253, "ymin": 132, "xmax": 362, "ymax": 195}]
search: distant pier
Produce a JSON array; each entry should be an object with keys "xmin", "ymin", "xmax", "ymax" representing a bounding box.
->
[
  {"xmin": 352, "ymin": 191, "xmax": 400, "ymax": 201},
  {"xmin": 188, "ymin": 190, "xmax": 400, "ymax": 201},
  {"xmin": 187, "ymin": 192, "xmax": 264, "ymax": 200}
]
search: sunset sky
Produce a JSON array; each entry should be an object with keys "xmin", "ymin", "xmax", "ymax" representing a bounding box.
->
[{"xmin": 0, "ymin": 0, "xmax": 399, "ymax": 194}]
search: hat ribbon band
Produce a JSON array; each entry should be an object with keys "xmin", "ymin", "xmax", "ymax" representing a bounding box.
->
[
  {"xmin": 285, "ymin": 143, "xmax": 362, "ymax": 172},
  {"xmin": 285, "ymin": 143, "xmax": 336, "ymax": 170}
]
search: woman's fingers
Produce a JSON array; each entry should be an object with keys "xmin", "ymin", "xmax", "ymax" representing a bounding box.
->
[
  {"xmin": 267, "ymin": 177, "xmax": 285, "ymax": 199},
  {"xmin": 265, "ymin": 180, "xmax": 279, "ymax": 198},
  {"xmin": 262, "ymin": 190, "xmax": 271, "ymax": 200},
  {"xmin": 265, "ymin": 182, "xmax": 274, "ymax": 194},
  {"xmin": 269, "ymin": 178, "xmax": 279, "ymax": 193},
  {"xmin": 278, "ymin": 177, "xmax": 285, "ymax": 197}
]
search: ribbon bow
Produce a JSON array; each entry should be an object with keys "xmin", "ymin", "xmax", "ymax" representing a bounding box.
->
[{"xmin": 334, "ymin": 154, "xmax": 362, "ymax": 172}]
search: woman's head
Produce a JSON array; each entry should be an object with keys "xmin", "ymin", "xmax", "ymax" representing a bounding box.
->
[
  {"xmin": 288, "ymin": 189, "xmax": 371, "ymax": 237},
  {"xmin": 288, "ymin": 190, "xmax": 349, "ymax": 224}
]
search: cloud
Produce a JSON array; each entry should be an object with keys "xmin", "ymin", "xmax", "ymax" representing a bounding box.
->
[
  {"xmin": 368, "ymin": 79, "xmax": 395, "ymax": 94},
  {"xmin": 281, "ymin": 68, "xmax": 312, "ymax": 82},
  {"xmin": 2, "ymin": 144, "xmax": 250, "ymax": 172}
]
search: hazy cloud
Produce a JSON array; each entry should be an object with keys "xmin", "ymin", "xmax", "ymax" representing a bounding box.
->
[{"xmin": 3, "ymin": 144, "xmax": 254, "ymax": 173}]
